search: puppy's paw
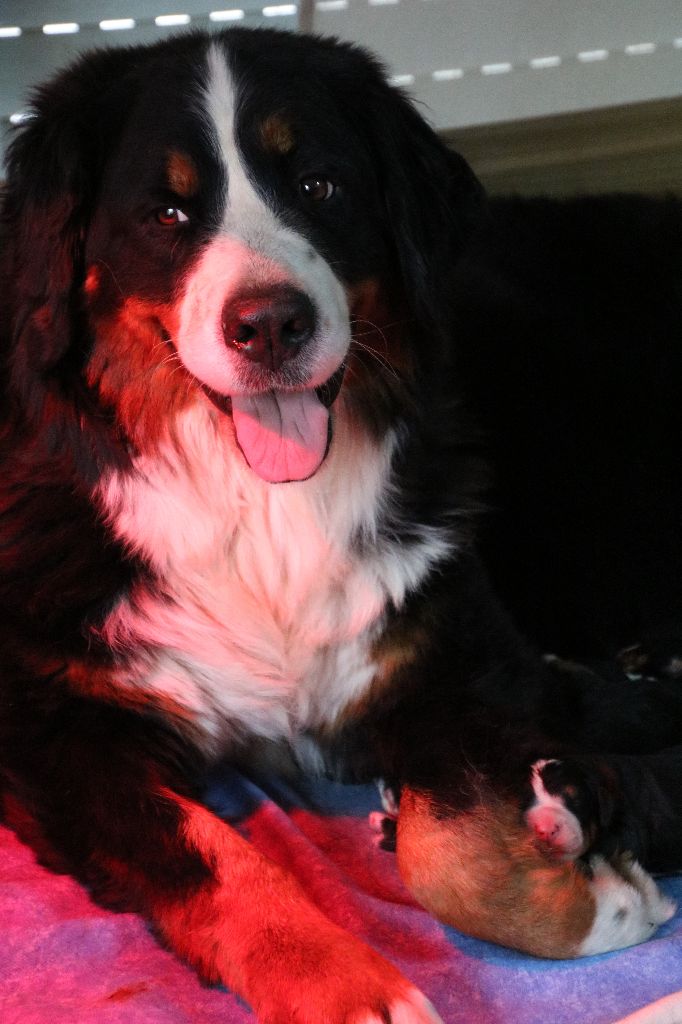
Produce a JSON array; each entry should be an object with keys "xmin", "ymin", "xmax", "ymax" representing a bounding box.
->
[
  {"xmin": 376, "ymin": 779, "xmax": 400, "ymax": 816},
  {"xmin": 368, "ymin": 810, "xmax": 398, "ymax": 851},
  {"xmin": 370, "ymin": 780, "xmax": 399, "ymax": 850},
  {"xmin": 524, "ymin": 759, "xmax": 588, "ymax": 861},
  {"xmin": 578, "ymin": 854, "xmax": 676, "ymax": 956}
]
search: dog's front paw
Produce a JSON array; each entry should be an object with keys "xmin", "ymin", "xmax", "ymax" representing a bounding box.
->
[
  {"xmin": 245, "ymin": 926, "xmax": 442, "ymax": 1024},
  {"xmin": 154, "ymin": 802, "xmax": 439, "ymax": 1024}
]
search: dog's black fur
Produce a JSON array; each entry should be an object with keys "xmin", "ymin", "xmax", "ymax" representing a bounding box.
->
[{"xmin": 1, "ymin": 27, "xmax": 682, "ymax": 1021}]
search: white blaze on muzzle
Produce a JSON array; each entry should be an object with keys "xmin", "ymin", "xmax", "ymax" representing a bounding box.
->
[{"xmin": 174, "ymin": 43, "xmax": 350, "ymax": 483}]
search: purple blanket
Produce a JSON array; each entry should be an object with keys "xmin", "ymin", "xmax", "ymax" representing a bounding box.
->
[{"xmin": 2, "ymin": 769, "xmax": 682, "ymax": 1024}]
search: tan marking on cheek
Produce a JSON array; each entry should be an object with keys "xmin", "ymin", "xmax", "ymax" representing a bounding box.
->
[
  {"xmin": 86, "ymin": 297, "xmax": 198, "ymax": 449},
  {"xmin": 334, "ymin": 276, "xmax": 416, "ymax": 439},
  {"xmin": 347, "ymin": 276, "xmax": 414, "ymax": 379},
  {"xmin": 260, "ymin": 114, "xmax": 295, "ymax": 156},
  {"xmin": 167, "ymin": 150, "xmax": 199, "ymax": 198},
  {"xmin": 396, "ymin": 786, "xmax": 596, "ymax": 959}
]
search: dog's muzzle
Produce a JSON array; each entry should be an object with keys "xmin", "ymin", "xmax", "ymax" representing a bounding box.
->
[{"xmin": 211, "ymin": 287, "xmax": 345, "ymax": 485}]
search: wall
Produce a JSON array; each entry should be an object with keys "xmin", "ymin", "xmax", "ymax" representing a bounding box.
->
[{"xmin": 1, "ymin": 1, "xmax": 681, "ymax": 184}]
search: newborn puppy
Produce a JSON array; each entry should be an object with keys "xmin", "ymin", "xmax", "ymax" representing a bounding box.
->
[
  {"xmin": 375, "ymin": 671, "xmax": 682, "ymax": 961},
  {"xmin": 376, "ymin": 772, "xmax": 675, "ymax": 960}
]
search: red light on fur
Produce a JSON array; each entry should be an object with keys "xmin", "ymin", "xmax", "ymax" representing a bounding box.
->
[{"xmin": 84, "ymin": 265, "xmax": 101, "ymax": 295}]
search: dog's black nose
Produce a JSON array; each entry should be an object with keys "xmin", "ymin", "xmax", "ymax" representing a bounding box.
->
[{"xmin": 222, "ymin": 288, "xmax": 315, "ymax": 370}]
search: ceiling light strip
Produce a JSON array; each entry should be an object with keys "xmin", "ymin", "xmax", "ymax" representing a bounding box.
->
[
  {"xmin": 100, "ymin": 19, "xmax": 136, "ymax": 31},
  {"xmin": 42, "ymin": 22, "xmax": 80, "ymax": 34},
  {"xmin": 209, "ymin": 9, "xmax": 245, "ymax": 20},
  {"xmin": 155, "ymin": 14, "xmax": 191, "ymax": 26}
]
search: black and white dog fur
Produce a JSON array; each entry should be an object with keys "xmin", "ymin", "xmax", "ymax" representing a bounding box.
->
[{"xmin": 1, "ymin": 28, "xmax": 682, "ymax": 1023}]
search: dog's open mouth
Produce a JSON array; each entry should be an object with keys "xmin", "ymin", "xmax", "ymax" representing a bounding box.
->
[{"xmin": 206, "ymin": 367, "xmax": 344, "ymax": 484}]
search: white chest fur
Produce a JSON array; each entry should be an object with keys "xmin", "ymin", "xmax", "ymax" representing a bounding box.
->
[{"xmin": 96, "ymin": 401, "xmax": 452, "ymax": 753}]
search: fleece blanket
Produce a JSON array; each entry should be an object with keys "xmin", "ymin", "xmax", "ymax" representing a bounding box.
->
[{"xmin": 2, "ymin": 767, "xmax": 682, "ymax": 1024}]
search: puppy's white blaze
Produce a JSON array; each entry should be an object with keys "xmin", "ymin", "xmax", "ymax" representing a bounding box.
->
[
  {"xmin": 525, "ymin": 758, "xmax": 585, "ymax": 859},
  {"xmin": 578, "ymin": 855, "xmax": 675, "ymax": 957},
  {"xmin": 175, "ymin": 43, "xmax": 350, "ymax": 396}
]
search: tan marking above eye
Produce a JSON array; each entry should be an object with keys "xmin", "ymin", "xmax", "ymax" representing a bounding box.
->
[
  {"xmin": 260, "ymin": 114, "xmax": 295, "ymax": 156},
  {"xmin": 166, "ymin": 150, "xmax": 199, "ymax": 198}
]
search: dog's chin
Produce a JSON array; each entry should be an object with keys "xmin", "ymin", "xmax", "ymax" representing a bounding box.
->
[{"xmin": 202, "ymin": 366, "xmax": 345, "ymax": 484}]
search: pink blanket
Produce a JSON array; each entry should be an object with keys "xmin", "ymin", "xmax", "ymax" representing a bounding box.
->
[{"xmin": 2, "ymin": 770, "xmax": 681, "ymax": 1024}]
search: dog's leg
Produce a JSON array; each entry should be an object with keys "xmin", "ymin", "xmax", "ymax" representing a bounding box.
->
[
  {"xmin": 395, "ymin": 782, "xmax": 674, "ymax": 960},
  {"xmin": 153, "ymin": 791, "xmax": 443, "ymax": 1024},
  {"xmin": 11, "ymin": 783, "xmax": 441, "ymax": 1022},
  {"xmin": 3, "ymin": 694, "xmax": 441, "ymax": 1024}
]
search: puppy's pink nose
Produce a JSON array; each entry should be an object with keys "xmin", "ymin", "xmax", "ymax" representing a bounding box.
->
[{"xmin": 528, "ymin": 807, "xmax": 561, "ymax": 841}]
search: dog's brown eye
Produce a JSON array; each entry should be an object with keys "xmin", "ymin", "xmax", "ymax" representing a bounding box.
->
[
  {"xmin": 155, "ymin": 206, "xmax": 189, "ymax": 226},
  {"xmin": 299, "ymin": 177, "xmax": 336, "ymax": 202}
]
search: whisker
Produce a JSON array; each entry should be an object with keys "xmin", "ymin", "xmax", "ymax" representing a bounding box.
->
[
  {"xmin": 351, "ymin": 316, "xmax": 389, "ymax": 351},
  {"xmin": 351, "ymin": 317, "xmax": 410, "ymax": 335},
  {"xmin": 349, "ymin": 337, "xmax": 400, "ymax": 382}
]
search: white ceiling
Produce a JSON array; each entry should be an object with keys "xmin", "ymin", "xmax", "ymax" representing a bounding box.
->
[{"xmin": 1, "ymin": 1, "xmax": 681, "ymax": 164}]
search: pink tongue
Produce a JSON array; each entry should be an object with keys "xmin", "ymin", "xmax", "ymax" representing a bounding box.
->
[{"xmin": 231, "ymin": 390, "xmax": 330, "ymax": 483}]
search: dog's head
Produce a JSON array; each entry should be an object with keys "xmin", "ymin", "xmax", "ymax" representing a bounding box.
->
[{"xmin": 1, "ymin": 29, "xmax": 483, "ymax": 483}]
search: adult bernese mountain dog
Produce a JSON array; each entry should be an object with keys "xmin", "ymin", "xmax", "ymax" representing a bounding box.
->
[{"xmin": 1, "ymin": 27, "xmax": 682, "ymax": 1023}]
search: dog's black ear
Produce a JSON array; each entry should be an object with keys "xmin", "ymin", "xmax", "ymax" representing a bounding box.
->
[
  {"xmin": 3, "ymin": 82, "xmax": 96, "ymax": 387},
  {"xmin": 370, "ymin": 84, "xmax": 485, "ymax": 342},
  {"xmin": 1, "ymin": 50, "xmax": 135, "ymax": 397}
]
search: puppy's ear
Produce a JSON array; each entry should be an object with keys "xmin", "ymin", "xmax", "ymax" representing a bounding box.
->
[{"xmin": 371, "ymin": 85, "xmax": 485, "ymax": 340}]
